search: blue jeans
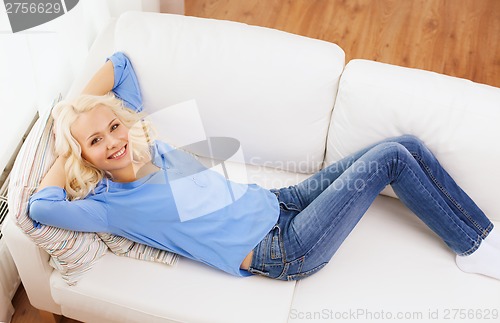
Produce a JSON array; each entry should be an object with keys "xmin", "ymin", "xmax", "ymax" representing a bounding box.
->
[{"xmin": 247, "ymin": 135, "xmax": 494, "ymax": 281}]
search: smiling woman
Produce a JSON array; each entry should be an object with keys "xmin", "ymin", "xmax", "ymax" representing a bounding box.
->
[
  {"xmin": 41, "ymin": 94, "xmax": 154, "ymax": 199},
  {"xmin": 33, "ymin": 51, "xmax": 155, "ymax": 199}
]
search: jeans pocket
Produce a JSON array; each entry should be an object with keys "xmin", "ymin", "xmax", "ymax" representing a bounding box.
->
[
  {"xmin": 248, "ymin": 226, "xmax": 286, "ymax": 279},
  {"xmin": 270, "ymin": 225, "xmax": 283, "ymax": 260}
]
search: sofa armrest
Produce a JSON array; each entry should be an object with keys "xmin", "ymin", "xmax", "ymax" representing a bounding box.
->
[{"xmin": 3, "ymin": 214, "xmax": 61, "ymax": 314}]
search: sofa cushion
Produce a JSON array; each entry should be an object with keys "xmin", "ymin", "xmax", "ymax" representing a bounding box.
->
[
  {"xmin": 326, "ymin": 59, "xmax": 500, "ymax": 221},
  {"xmin": 290, "ymin": 195, "xmax": 500, "ymax": 323},
  {"xmin": 48, "ymin": 161, "xmax": 302, "ymax": 323},
  {"xmin": 50, "ymin": 253, "xmax": 297, "ymax": 323},
  {"xmin": 113, "ymin": 12, "xmax": 345, "ymax": 175}
]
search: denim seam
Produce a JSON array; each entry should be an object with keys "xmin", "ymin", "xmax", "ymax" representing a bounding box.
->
[
  {"xmin": 277, "ymin": 262, "xmax": 289, "ymax": 280},
  {"xmin": 457, "ymin": 236, "xmax": 482, "ymax": 256},
  {"xmin": 248, "ymin": 267, "xmax": 270, "ymax": 276},
  {"xmin": 287, "ymin": 261, "xmax": 327, "ymax": 281},
  {"xmin": 293, "ymin": 185, "xmax": 308, "ymax": 211},
  {"xmin": 291, "ymin": 159, "xmax": 392, "ymax": 261},
  {"xmin": 295, "ymin": 169, "xmax": 371, "ymax": 260},
  {"xmin": 298, "ymin": 255, "xmax": 305, "ymax": 273},
  {"xmin": 271, "ymin": 225, "xmax": 285, "ymax": 260},
  {"xmin": 398, "ymin": 157, "xmax": 477, "ymax": 251},
  {"xmin": 411, "ymin": 152, "xmax": 491, "ymax": 237},
  {"xmin": 254, "ymin": 232, "xmax": 270, "ymax": 272},
  {"xmin": 279, "ymin": 202, "xmax": 302, "ymax": 212}
]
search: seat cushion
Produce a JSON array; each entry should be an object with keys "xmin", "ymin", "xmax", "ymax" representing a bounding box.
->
[
  {"xmin": 290, "ymin": 195, "xmax": 500, "ymax": 323},
  {"xmin": 51, "ymin": 249, "xmax": 296, "ymax": 323}
]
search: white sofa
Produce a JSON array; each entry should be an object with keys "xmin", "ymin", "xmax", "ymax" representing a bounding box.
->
[{"xmin": 5, "ymin": 12, "xmax": 500, "ymax": 323}]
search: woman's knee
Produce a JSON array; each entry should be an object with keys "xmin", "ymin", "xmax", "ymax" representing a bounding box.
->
[
  {"xmin": 394, "ymin": 134, "xmax": 423, "ymax": 146},
  {"xmin": 363, "ymin": 143, "xmax": 415, "ymax": 175},
  {"xmin": 390, "ymin": 134, "xmax": 428, "ymax": 154},
  {"xmin": 374, "ymin": 141, "xmax": 409, "ymax": 157}
]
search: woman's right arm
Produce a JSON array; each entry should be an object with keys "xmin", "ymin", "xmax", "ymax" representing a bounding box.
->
[
  {"xmin": 81, "ymin": 60, "xmax": 115, "ymax": 96},
  {"xmin": 30, "ymin": 156, "xmax": 108, "ymax": 232},
  {"xmin": 82, "ymin": 52, "xmax": 143, "ymax": 113},
  {"xmin": 30, "ymin": 158, "xmax": 108, "ymax": 232},
  {"xmin": 35, "ymin": 155, "xmax": 67, "ymax": 193}
]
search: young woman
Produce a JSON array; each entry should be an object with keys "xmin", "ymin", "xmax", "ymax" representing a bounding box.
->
[{"xmin": 29, "ymin": 52, "xmax": 500, "ymax": 281}]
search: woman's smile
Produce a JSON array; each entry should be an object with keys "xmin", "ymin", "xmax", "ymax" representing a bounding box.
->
[
  {"xmin": 71, "ymin": 104, "xmax": 135, "ymax": 182},
  {"xmin": 108, "ymin": 144, "xmax": 128, "ymax": 160}
]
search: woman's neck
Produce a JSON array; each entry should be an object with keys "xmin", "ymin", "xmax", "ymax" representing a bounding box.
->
[
  {"xmin": 110, "ymin": 163, "xmax": 138, "ymax": 183},
  {"xmin": 110, "ymin": 160, "xmax": 159, "ymax": 183}
]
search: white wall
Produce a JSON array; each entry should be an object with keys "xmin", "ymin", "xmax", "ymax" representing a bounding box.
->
[
  {"xmin": 0, "ymin": 1, "xmax": 163, "ymax": 321},
  {"xmin": 0, "ymin": 7, "xmax": 38, "ymax": 176}
]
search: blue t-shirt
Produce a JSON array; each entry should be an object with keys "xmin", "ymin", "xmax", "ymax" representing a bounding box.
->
[{"xmin": 28, "ymin": 52, "xmax": 280, "ymax": 277}]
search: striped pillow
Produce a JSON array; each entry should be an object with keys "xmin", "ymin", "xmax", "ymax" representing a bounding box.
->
[
  {"xmin": 97, "ymin": 233, "xmax": 179, "ymax": 265},
  {"xmin": 9, "ymin": 97, "xmax": 107, "ymax": 285},
  {"xmin": 9, "ymin": 97, "xmax": 178, "ymax": 285}
]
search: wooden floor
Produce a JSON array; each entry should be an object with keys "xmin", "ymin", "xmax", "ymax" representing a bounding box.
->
[
  {"xmin": 9, "ymin": 0, "xmax": 499, "ymax": 322},
  {"xmin": 186, "ymin": 0, "xmax": 499, "ymax": 87},
  {"xmin": 11, "ymin": 284, "xmax": 80, "ymax": 323}
]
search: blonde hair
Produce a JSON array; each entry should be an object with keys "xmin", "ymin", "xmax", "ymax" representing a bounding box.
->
[{"xmin": 52, "ymin": 94, "xmax": 155, "ymax": 200}]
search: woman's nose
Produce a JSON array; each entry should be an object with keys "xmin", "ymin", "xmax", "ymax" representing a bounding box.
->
[{"xmin": 107, "ymin": 136, "xmax": 120, "ymax": 150}]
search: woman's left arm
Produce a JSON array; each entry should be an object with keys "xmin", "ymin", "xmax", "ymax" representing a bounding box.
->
[{"xmin": 29, "ymin": 187, "xmax": 108, "ymax": 232}]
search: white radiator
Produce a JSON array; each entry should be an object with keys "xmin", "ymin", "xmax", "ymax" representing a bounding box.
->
[{"xmin": 0, "ymin": 190, "xmax": 20, "ymax": 322}]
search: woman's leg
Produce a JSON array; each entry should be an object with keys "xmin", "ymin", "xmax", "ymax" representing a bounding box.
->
[
  {"xmin": 296, "ymin": 135, "xmax": 492, "ymax": 241},
  {"xmin": 254, "ymin": 136, "xmax": 496, "ymax": 280},
  {"xmin": 386, "ymin": 135, "xmax": 492, "ymax": 240},
  {"xmin": 358, "ymin": 136, "xmax": 499, "ymax": 279}
]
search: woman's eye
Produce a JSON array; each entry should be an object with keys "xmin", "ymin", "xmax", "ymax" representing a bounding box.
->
[
  {"xmin": 91, "ymin": 137, "xmax": 101, "ymax": 145},
  {"xmin": 111, "ymin": 123, "xmax": 120, "ymax": 131}
]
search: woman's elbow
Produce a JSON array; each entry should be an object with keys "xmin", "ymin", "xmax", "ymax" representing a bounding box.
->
[{"xmin": 28, "ymin": 199, "xmax": 52, "ymax": 224}]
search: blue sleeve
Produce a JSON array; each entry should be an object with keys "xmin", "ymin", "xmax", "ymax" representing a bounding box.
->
[
  {"xmin": 28, "ymin": 186, "xmax": 108, "ymax": 232},
  {"xmin": 107, "ymin": 52, "xmax": 143, "ymax": 112}
]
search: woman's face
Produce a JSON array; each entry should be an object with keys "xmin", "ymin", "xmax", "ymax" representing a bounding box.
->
[{"xmin": 71, "ymin": 105, "xmax": 132, "ymax": 179}]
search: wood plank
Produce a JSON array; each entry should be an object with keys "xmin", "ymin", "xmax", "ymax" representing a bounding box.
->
[
  {"xmin": 11, "ymin": 284, "xmax": 81, "ymax": 323},
  {"xmin": 185, "ymin": 0, "xmax": 500, "ymax": 87},
  {"xmin": 38, "ymin": 310, "xmax": 61, "ymax": 323}
]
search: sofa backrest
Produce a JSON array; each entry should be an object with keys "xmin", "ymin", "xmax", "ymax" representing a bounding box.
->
[
  {"xmin": 326, "ymin": 59, "xmax": 500, "ymax": 222},
  {"xmin": 114, "ymin": 12, "xmax": 345, "ymax": 174}
]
